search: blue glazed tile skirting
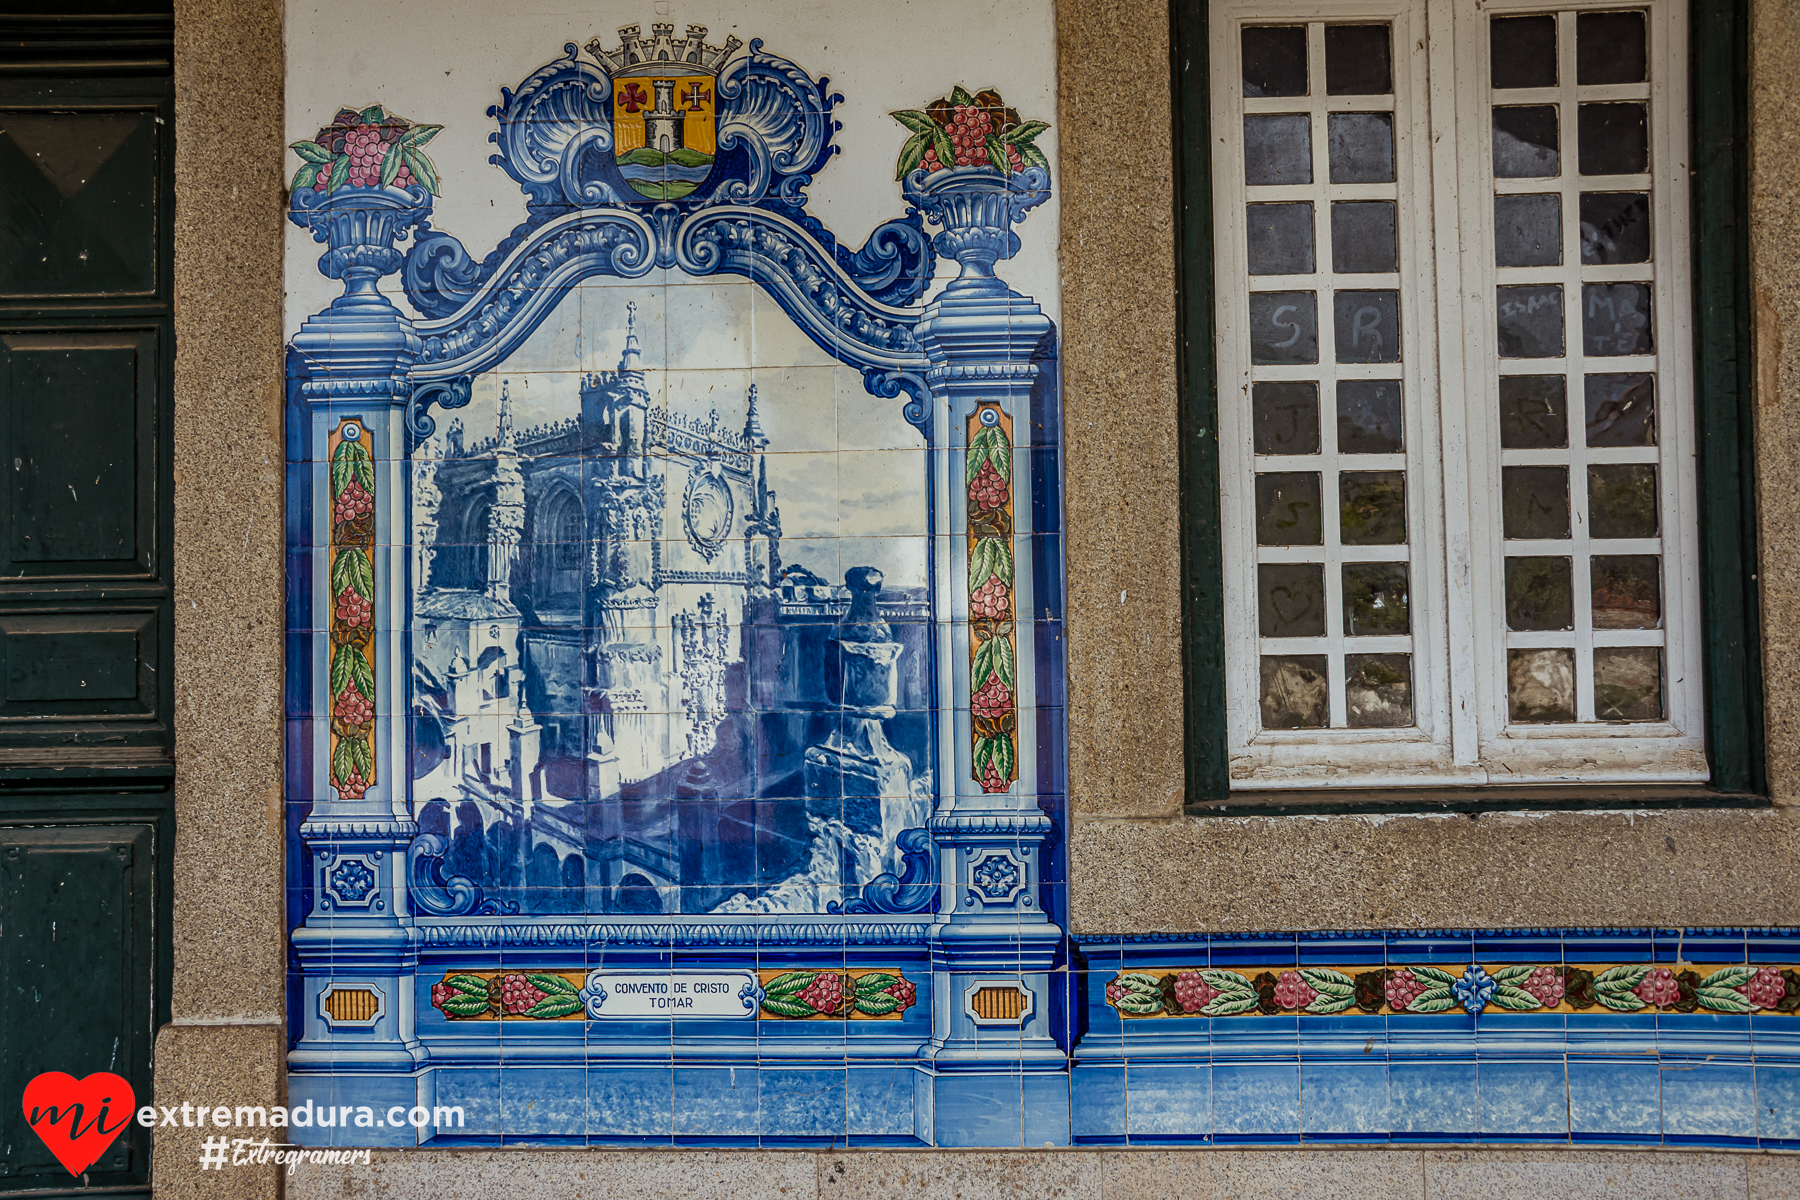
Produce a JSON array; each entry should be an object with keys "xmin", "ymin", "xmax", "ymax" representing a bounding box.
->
[{"xmin": 1064, "ymin": 928, "xmax": 1800, "ymax": 1149}]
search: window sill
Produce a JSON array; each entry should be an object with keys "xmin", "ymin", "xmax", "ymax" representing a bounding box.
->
[{"xmin": 1185, "ymin": 783, "xmax": 1767, "ymax": 818}]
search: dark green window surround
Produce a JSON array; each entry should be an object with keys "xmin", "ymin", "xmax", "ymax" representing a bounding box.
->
[{"xmin": 1173, "ymin": 0, "xmax": 1763, "ymax": 815}]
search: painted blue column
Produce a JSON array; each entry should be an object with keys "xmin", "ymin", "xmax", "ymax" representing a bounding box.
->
[
  {"xmin": 285, "ymin": 183, "xmax": 434, "ymax": 1144},
  {"xmin": 907, "ymin": 165, "xmax": 1069, "ymax": 1146}
]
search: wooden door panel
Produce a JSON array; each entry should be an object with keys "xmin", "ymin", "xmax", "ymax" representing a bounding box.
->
[
  {"xmin": 0, "ymin": 330, "xmax": 156, "ymax": 578},
  {"xmin": 0, "ymin": 109, "xmax": 158, "ymax": 299},
  {"xmin": 0, "ymin": 824, "xmax": 153, "ymax": 1188}
]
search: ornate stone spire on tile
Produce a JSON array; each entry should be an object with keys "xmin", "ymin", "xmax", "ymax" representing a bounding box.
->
[
  {"xmin": 618, "ymin": 300, "xmax": 642, "ymax": 372},
  {"xmin": 742, "ymin": 383, "xmax": 768, "ymax": 449}
]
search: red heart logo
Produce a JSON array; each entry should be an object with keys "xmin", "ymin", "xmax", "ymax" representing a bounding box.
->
[{"xmin": 20, "ymin": 1072, "xmax": 135, "ymax": 1177}]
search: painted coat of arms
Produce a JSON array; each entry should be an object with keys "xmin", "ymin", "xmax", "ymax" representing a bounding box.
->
[{"xmin": 587, "ymin": 23, "xmax": 737, "ymax": 200}]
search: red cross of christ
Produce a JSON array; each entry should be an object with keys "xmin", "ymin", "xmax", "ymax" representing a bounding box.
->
[
  {"xmin": 619, "ymin": 82, "xmax": 648, "ymax": 114},
  {"xmin": 681, "ymin": 83, "xmax": 711, "ymax": 111}
]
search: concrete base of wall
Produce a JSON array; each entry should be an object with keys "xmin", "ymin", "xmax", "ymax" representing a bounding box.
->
[{"xmin": 280, "ymin": 1147, "xmax": 1800, "ymax": 1199}]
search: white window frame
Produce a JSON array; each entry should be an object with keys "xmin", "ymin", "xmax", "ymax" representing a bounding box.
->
[{"xmin": 1211, "ymin": 0, "xmax": 1707, "ymax": 788}]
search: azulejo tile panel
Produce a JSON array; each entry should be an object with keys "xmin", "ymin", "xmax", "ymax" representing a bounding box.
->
[
  {"xmin": 281, "ymin": 1, "xmax": 1800, "ymax": 1152},
  {"xmin": 284, "ymin": 0, "xmax": 1065, "ymax": 1150}
]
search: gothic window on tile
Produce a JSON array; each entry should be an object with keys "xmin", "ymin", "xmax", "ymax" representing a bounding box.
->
[{"xmin": 1208, "ymin": 0, "xmax": 1704, "ymax": 789}]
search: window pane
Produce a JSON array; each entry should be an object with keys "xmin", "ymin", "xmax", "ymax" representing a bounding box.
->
[
  {"xmin": 1253, "ymin": 381, "xmax": 1321, "ymax": 455},
  {"xmin": 1261, "ymin": 655, "xmax": 1330, "ymax": 728},
  {"xmin": 1491, "ymin": 14, "xmax": 1557, "ymax": 89},
  {"xmin": 1579, "ymin": 192, "xmax": 1651, "ymax": 264},
  {"xmin": 1576, "ymin": 11, "xmax": 1647, "ymax": 85},
  {"xmin": 1502, "ymin": 465, "xmax": 1571, "ymax": 539},
  {"xmin": 1343, "ymin": 561, "xmax": 1410, "ymax": 635},
  {"xmin": 1245, "ymin": 113, "xmax": 1313, "ymax": 184},
  {"xmin": 1333, "ymin": 290, "xmax": 1401, "ymax": 363},
  {"xmin": 1497, "ymin": 284, "xmax": 1565, "ymax": 358},
  {"xmin": 1584, "ymin": 373, "xmax": 1656, "ymax": 447},
  {"xmin": 1247, "ymin": 202, "xmax": 1316, "ymax": 274},
  {"xmin": 1582, "ymin": 283, "xmax": 1653, "ymax": 356},
  {"xmin": 1243, "ymin": 25, "xmax": 1308, "ymax": 97},
  {"xmin": 1594, "ymin": 646, "xmax": 1662, "ymax": 721},
  {"xmin": 1495, "ymin": 194, "xmax": 1562, "ymax": 267},
  {"xmin": 1325, "ymin": 24, "xmax": 1392, "ymax": 96},
  {"xmin": 1339, "ymin": 471, "xmax": 1406, "ymax": 544},
  {"xmin": 1259, "ymin": 563, "xmax": 1327, "ymax": 636},
  {"xmin": 1505, "ymin": 556, "xmax": 1574, "ymax": 631},
  {"xmin": 1591, "ymin": 554, "xmax": 1661, "ymax": 629},
  {"xmin": 1337, "ymin": 380, "xmax": 1404, "ymax": 454},
  {"xmin": 1256, "ymin": 472, "xmax": 1323, "ymax": 544},
  {"xmin": 1331, "ymin": 201, "xmax": 1398, "ymax": 274},
  {"xmin": 1328, "ymin": 112, "xmax": 1395, "ymax": 183},
  {"xmin": 1493, "ymin": 105, "xmax": 1560, "ymax": 178},
  {"xmin": 1588, "ymin": 463, "xmax": 1659, "ymax": 538},
  {"xmin": 1499, "ymin": 375, "xmax": 1569, "ymax": 449},
  {"xmin": 1578, "ymin": 103, "xmax": 1648, "ymax": 176},
  {"xmin": 1509, "ymin": 648, "xmax": 1576, "ymax": 722},
  {"xmin": 1346, "ymin": 653, "xmax": 1413, "ymax": 726},
  {"xmin": 1249, "ymin": 291, "xmax": 1319, "ymax": 363}
]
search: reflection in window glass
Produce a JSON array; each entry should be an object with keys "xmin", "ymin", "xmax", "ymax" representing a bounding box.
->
[
  {"xmin": 1509, "ymin": 648, "xmax": 1577, "ymax": 722},
  {"xmin": 1337, "ymin": 380, "xmax": 1404, "ymax": 454},
  {"xmin": 1328, "ymin": 112, "xmax": 1395, "ymax": 183},
  {"xmin": 1502, "ymin": 465, "xmax": 1571, "ymax": 540},
  {"xmin": 1247, "ymin": 202, "xmax": 1317, "ymax": 275},
  {"xmin": 1576, "ymin": 10, "xmax": 1647, "ymax": 85},
  {"xmin": 1490, "ymin": 14, "xmax": 1557, "ymax": 89},
  {"xmin": 1261, "ymin": 655, "xmax": 1330, "ymax": 727},
  {"xmin": 1594, "ymin": 646, "xmax": 1662, "ymax": 721},
  {"xmin": 1324, "ymin": 24, "xmax": 1393, "ymax": 95},
  {"xmin": 1245, "ymin": 113, "xmax": 1313, "ymax": 184},
  {"xmin": 1242, "ymin": 25, "xmax": 1308, "ymax": 97},
  {"xmin": 1494, "ymin": 194, "xmax": 1562, "ymax": 267},
  {"xmin": 1255, "ymin": 472, "xmax": 1323, "ymax": 545},
  {"xmin": 1579, "ymin": 192, "xmax": 1651, "ymax": 264},
  {"xmin": 1252, "ymin": 381, "xmax": 1321, "ymax": 455},
  {"xmin": 1346, "ymin": 653, "xmax": 1413, "ymax": 727},
  {"xmin": 1505, "ymin": 556, "xmax": 1574, "ymax": 631},
  {"xmin": 1493, "ymin": 105, "xmax": 1560, "ymax": 178},
  {"xmin": 1249, "ymin": 291, "xmax": 1320, "ymax": 364},
  {"xmin": 1259, "ymin": 562, "xmax": 1327, "ymax": 636},
  {"xmin": 1499, "ymin": 376, "xmax": 1569, "ymax": 449},
  {"xmin": 1577, "ymin": 102, "xmax": 1648, "ymax": 175},
  {"xmin": 1331, "ymin": 201, "xmax": 1399, "ymax": 274},
  {"xmin": 1497, "ymin": 284, "xmax": 1565, "ymax": 358}
]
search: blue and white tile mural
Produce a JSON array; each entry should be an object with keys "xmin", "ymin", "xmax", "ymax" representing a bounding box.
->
[{"xmin": 284, "ymin": 1, "xmax": 1800, "ymax": 1151}]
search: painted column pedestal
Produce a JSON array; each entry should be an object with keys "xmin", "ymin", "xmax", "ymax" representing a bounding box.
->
[
  {"xmin": 908, "ymin": 166, "xmax": 1070, "ymax": 1145},
  {"xmin": 286, "ymin": 185, "xmax": 436, "ymax": 1142}
]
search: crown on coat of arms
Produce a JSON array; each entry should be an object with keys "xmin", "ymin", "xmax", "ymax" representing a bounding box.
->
[{"xmin": 585, "ymin": 23, "xmax": 743, "ymax": 77}]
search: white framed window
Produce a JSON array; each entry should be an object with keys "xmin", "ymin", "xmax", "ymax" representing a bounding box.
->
[{"xmin": 1210, "ymin": 0, "xmax": 1704, "ymax": 788}]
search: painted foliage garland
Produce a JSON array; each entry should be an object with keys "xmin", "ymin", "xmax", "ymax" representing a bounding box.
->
[
  {"xmin": 1107, "ymin": 963, "xmax": 1800, "ymax": 1018},
  {"xmin": 430, "ymin": 972, "xmax": 584, "ymax": 1019},
  {"xmin": 758, "ymin": 969, "xmax": 918, "ymax": 1019},
  {"xmin": 328, "ymin": 421, "xmax": 377, "ymax": 799},
  {"xmin": 967, "ymin": 404, "xmax": 1016, "ymax": 793}
]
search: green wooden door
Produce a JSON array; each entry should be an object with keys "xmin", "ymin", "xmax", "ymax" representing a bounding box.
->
[{"xmin": 0, "ymin": 6, "xmax": 175, "ymax": 1195}]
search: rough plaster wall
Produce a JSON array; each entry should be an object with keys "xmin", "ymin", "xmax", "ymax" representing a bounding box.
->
[
  {"xmin": 286, "ymin": 1148, "xmax": 1800, "ymax": 1198},
  {"xmin": 1071, "ymin": 807, "xmax": 1800, "ymax": 931},
  {"xmin": 1752, "ymin": 0, "xmax": 1800, "ymax": 803},
  {"xmin": 1058, "ymin": 0, "xmax": 1187, "ymax": 819},
  {"xmin": 156, "ymin": 0, "xmax": 287, "ymax": 1195}
]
